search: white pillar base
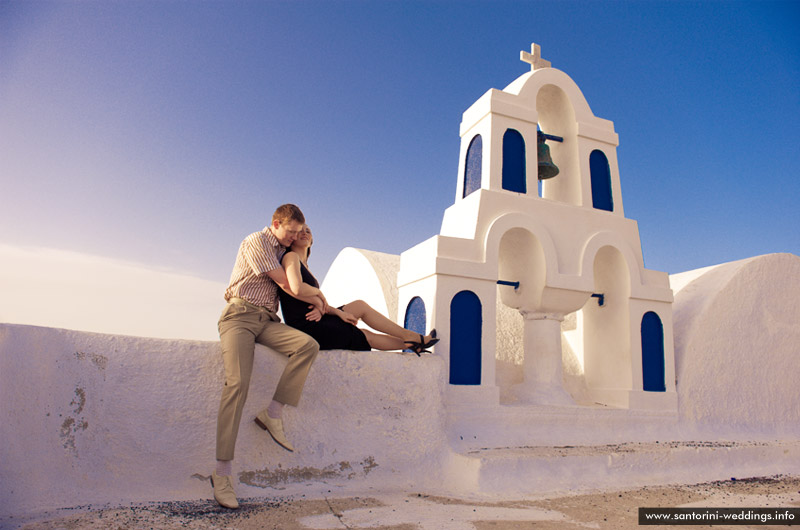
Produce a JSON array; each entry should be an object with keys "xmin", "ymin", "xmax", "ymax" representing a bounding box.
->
[{"xmin": 512, "ymin": 311, "xmax": 574, "ymax": 406}]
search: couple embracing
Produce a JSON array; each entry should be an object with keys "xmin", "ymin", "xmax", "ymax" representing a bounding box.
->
[{"xmin": 211, "ymin": 204, "xmax": 439, "ymax": 509}]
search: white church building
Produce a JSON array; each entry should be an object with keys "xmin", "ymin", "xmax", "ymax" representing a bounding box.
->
[{"xmin": 326, "ymin": 43, "xmax": 676, "ymax": 413}]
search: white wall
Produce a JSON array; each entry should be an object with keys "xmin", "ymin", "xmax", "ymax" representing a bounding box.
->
[
  {"xmin": 3, "ymin": 253, "xmax": 800, "ymax": 519},
  {"xmin": 0, "ymin": 324, "xmax": 448, "ymax": 517},
  {"xmin": 671, "ymin": 253, "xmax": 800, "ymax": 436}
]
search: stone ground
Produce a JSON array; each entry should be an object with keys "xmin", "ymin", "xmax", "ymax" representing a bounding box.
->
[{"xmin": 5, "ymin": 475, "xmax": 799, "ymax": 530}]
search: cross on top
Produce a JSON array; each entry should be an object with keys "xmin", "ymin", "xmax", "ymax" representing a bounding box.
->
[{"xmin": 520, "ymin": 43, "xmax": 551, "ymax": 70}]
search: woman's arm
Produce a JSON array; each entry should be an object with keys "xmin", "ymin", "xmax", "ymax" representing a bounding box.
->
[
  {"xmin": 331, "ymin": 307, "xmax": 358, "ymax": 325},
  {"xmin": 285, "ymin": 293, "xmax": 357, "ymax": 325},
  {"xmin": 281, "ymin": 252, "xmax": 306, "ymax": 296},
  {"xmin": 294, "ymin": 294, "xmax": 326, "ymax": 321},
  {"xmin": 275, "ymin": 253, "xmax": 328, "ymax": 312}
]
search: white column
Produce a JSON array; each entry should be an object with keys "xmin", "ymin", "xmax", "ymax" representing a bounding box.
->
[{"xmin": 513, "ymin": 311, "xmax": 574, "ymax": 406}]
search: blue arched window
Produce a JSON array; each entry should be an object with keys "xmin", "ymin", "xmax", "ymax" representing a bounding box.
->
[
  {"xmin": 449, "ymin": 291, "xmax": 482, "ymax": 385},
  {"xmin": 502, "ymin": 129, "xmax": 526, "ymax": 194},
  {"xmin": 590, "ymin": 150, "xmax": 614, "ymax": 212},
  {"xmin": 641, "ymin": 311, "xmax": 666, "ymax": 392},
  {"xmin": 463, "ymin": 135, "xmax": 482, "ymax": 198},
  {"xmin": 403, "ymin": 297, "xmax": 426, "ymax": 353}
]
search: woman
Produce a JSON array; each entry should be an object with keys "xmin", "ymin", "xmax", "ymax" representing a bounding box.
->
[{"xmin": 279, "ymin": 226, "xmax": 438, "ymax": 354}]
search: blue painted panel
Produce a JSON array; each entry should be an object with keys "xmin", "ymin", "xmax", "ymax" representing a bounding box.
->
[
  {"xmin": 590, "ymin": 150, "xmax": 614, "ymax": 212},
  {"xmin": 641, "ymin": 311, "xmax": 666, "ymax": 392},
  {"xmin": 502, "ymin": 129, "xmax": 526, "ymax": 194},
  {"xmin": 463, "ymin": 135, "xmax": 482, "ymax": 198},
  {"xmin": 449, "ymin": 291, "xmax": 482, "ymax": 385},
  {"xmin": 403, "ymin": 297, "xmax": 426, "ymax": 352}
]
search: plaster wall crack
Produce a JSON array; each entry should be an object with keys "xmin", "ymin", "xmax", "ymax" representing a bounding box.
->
[{"xmin": 324, "ymin": 497, "xmax": 352, "ymax": 529}]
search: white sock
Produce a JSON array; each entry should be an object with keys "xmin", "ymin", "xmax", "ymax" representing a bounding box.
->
[
  {"xmin": 216, "ymin": 459, "xmax": 232, "ymax": 477},
  {"xmin": 267, "ymin": 400, "xmax": 284, "ymax": 419}
]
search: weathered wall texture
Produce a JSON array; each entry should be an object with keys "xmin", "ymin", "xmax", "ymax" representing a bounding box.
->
[{"xmin": 0, "ymin": 324, "xmax": 447, "ymax": 516}]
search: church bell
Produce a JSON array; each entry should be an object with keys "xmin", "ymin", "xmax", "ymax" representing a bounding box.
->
[{"xmin": 537, "ymin": 131, "xmax": 560, "ymax": 180}]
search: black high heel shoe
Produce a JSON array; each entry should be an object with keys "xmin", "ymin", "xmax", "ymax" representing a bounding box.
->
[{"xmin": 404, "ymin": 329, "xmax": 440, "ymax": 356}]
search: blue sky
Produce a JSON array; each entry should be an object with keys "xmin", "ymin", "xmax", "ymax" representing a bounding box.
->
[{"xmin": 2, "ymin": 0, "xmax": 798, "ymax": 287}]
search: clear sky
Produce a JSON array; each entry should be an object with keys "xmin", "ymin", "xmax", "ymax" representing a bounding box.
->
[{"xmin": 2, "ymin": 0, "xmax": 799, "ymax": 289}]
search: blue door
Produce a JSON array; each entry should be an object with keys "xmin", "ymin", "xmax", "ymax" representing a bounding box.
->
[
  {"xmin": 641, "ymin": 312, "xmax": 666, "ymax": 391},
  {"xmin": 450, "ymin": 291, "xmax": 482, "ymax": 385}
]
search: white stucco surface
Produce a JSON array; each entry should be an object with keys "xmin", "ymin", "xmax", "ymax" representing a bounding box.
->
[
  {"xmin": 321, "ymin": 247, "xmax": 400, "ymax": 323},
  {"xmin": 0, "ymin": 324, "xmax": 447, "ymax": 517},
  {"xmin": 670, "ymin": 253, "xmax": 800, "ymax": 436},
  {"xmin": 2, "ymin": 253, "xmax": 799, "ymax": 520}
]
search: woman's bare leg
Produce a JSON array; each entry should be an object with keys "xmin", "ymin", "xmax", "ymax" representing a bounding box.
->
[
  {"xmin": 341, "ymin": 300, "xmax": 433, "ymax": 344},
  {"xmin": 361, "ymin": 329, "xmax": 406, "ymax": 352}
]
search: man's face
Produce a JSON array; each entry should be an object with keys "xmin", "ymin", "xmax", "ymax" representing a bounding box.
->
[{"xmin": 272, "ymin": 219, "xmax": 304, "ymax": 247}]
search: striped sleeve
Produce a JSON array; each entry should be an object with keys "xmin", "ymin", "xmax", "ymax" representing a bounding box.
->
[{"xmin": 243, "ymin": 233, "xmax": 282, "ymax": 275}]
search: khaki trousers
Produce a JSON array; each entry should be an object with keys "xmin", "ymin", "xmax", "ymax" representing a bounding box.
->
[{"xmin": 216, "ymin": 298, "xmax": 319, "ymax": 461}]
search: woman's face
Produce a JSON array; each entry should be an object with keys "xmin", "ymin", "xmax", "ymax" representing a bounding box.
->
[{"xmin": 294, "ymin": 225, "xmax": 313, "ymax": 249}]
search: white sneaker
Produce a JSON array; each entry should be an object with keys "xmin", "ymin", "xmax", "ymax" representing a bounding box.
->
[
  {"xmin": 254, "ymin": 411, "xmax": 295, "ymax": 452},
  {"xmin": 211, "ymin": 471, "xmax": 239, "ymax": 509}
]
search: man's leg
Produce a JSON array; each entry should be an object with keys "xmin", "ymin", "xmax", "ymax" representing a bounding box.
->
[
  {"xmin": 216, "ymin": 319, "xmax": 259, "ymax": 461},
  {"xmin": 253, "ymin": 320, "xmax": 319, "ymax": 451},
  {"xmin": 212, "ymin": 306, "xmax": 264, "ymax": 509},
  {"xmin": 256, "ymin": 319, "xmax": 319, "ymax": 407}
]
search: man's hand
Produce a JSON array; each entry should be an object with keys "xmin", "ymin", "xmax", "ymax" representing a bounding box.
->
[{"xmin": 305, "ymin": 305, "xmax": 323, "ymax": 322}]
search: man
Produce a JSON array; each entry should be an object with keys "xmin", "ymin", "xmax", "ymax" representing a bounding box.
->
[{"xmin": 211, "ymin": 204, "xmax": 326, "ymax": 509}]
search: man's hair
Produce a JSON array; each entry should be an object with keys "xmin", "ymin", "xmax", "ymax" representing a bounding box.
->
[{"xmin": 272, "ymin": 204, "xmax": 305, "ymax": 225}]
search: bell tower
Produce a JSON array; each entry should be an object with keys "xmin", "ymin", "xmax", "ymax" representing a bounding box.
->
[
  {"xmin": 397, "ymin": 43, "xmax": 676, "ymax": 411},
  {"xmin": 452, "ymin": 43, "xmax": 623, "ymax": 214}
]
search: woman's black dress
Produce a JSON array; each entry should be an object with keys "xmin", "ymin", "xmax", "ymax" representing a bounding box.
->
[{"xmin": 279, "ymin": 262, "xmax": 371, "ymax": 351}]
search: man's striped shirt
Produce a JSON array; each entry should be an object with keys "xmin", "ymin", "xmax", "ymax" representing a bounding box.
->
[{"xmin": 223, "ymin": 227, "xmax": 286, "ymax": 311}]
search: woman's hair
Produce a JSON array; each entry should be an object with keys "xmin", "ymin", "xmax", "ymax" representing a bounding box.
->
[{"xmin": 272, "ymin": 204, "xmax": 305, "ymax": 225}]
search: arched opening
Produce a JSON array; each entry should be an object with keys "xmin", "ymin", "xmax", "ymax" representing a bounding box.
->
[
  {"xmin": 450, "ymin": 290, "xmax": 482, "ymax": 385},
  {"xmin": 403, "ymin": 297, "xmax": 426, "ymax": 353},
  {"xmin": 495, "ymin": 227, "xmax": 546, "ymax": 401},
  {"xmin": 583, "ymin": 246, "xmax": 632, "ymax": 391},
  {"xmin": 641, "ymin": 311, "xmax": 666, "ymax": 392},
  {"xmin": 463, "ymin": 135, "xmax": 482, "ymax": 198},
  {"xmin": 497, "ymin": 227, "xmax": 547, "ymax": 311},
  {"xmin": 536, "ymin": 84, "xmax": 580, "ymax": 205},
  {"xmin": 502, "ymin": 129, "xmax": 526, "ymax": 194},
  {"xmin": 590, "ymin": 150, "xmax": 613, "ymax": 212}
]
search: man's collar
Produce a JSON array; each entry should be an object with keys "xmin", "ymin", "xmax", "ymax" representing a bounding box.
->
[{"xmin": 263, "ymin": 226, "xmax": 288, "ymax": 249}]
